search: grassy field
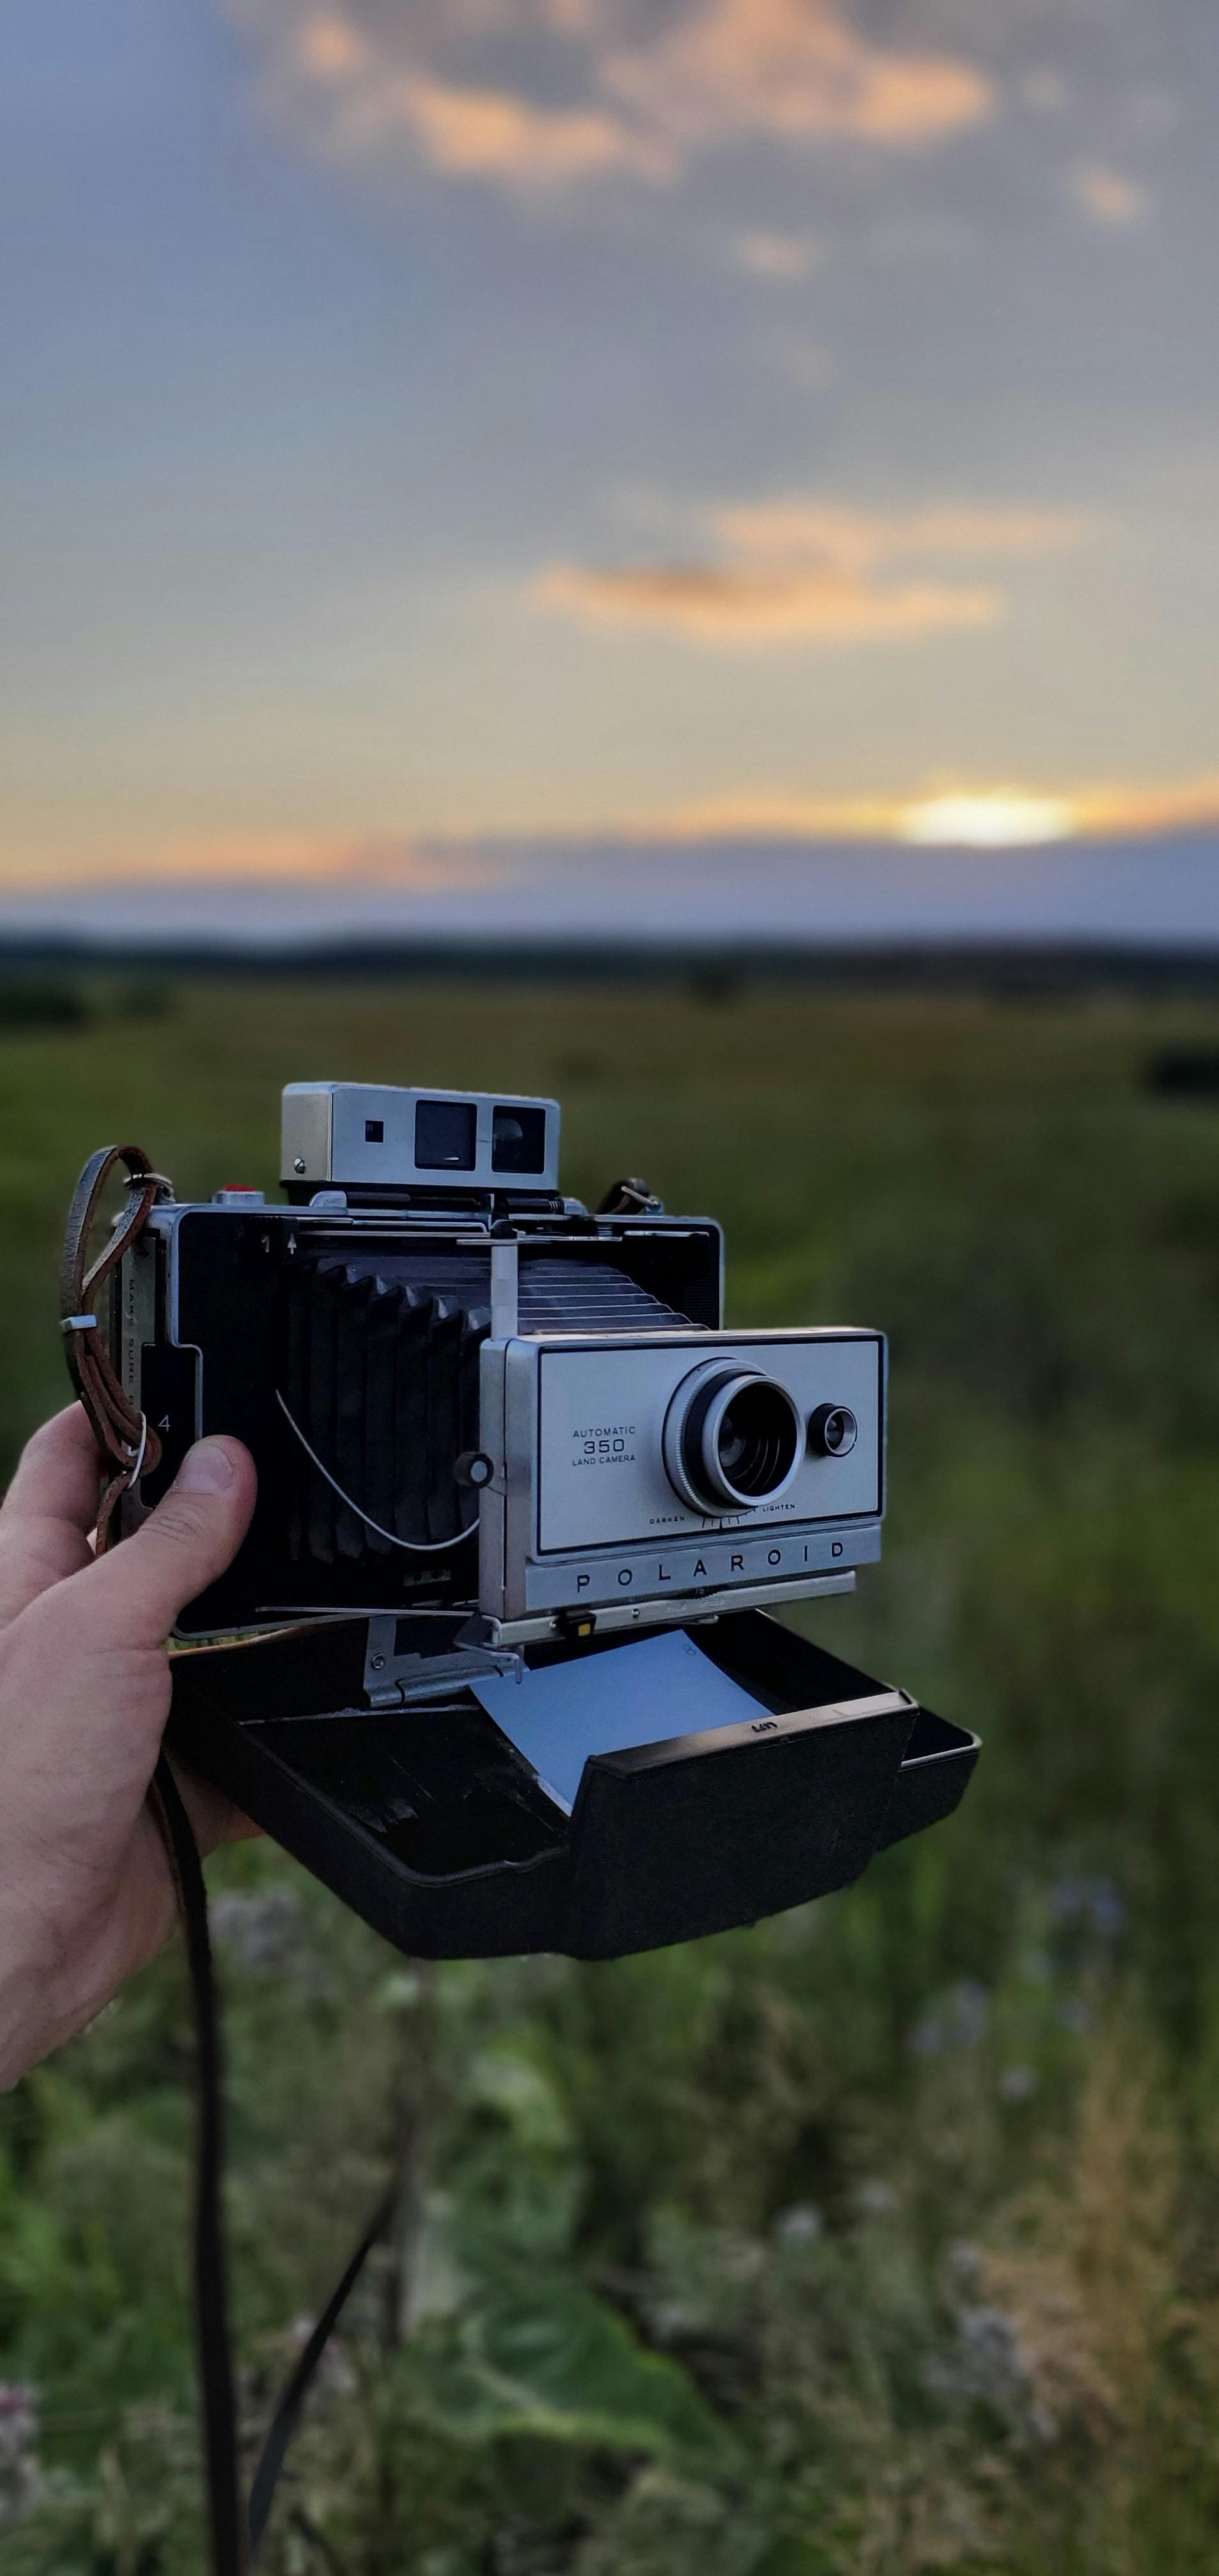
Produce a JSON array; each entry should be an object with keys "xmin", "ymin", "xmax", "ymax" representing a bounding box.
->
[{"xmin": 4, "ymin": 972, "xmax": 1219, "ymax": 2570}]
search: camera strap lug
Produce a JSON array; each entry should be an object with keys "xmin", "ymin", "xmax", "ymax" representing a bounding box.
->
[{"xmin": 362, "ymin": 1614, "xmax": 525, "ymax": 1708}]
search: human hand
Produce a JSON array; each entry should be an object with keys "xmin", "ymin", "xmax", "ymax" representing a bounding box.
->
[{"xmin": 0, "ymin": 1405, "xmax": 257, "ymax": 2089}]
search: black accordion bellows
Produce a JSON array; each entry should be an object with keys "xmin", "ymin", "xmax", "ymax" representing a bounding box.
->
[{"xmin": 282, "ymin": 1262, "xmax": 490, "ymax": 1564}]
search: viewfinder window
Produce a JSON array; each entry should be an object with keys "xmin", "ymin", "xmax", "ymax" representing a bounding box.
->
[
  {"xmin": 492, "ymin": 1105, "xmax": 547, "ymax": 1174},
  {"xmin": 364, "ymin": 1119, "xmax": 384, "ymax": 1143},
  {"xmin": 415, "ymin": 1099, "xmax": 477, "ymax": 1170}
]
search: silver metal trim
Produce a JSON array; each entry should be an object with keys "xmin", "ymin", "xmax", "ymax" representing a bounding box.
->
[
  {"xmin": 362, "ymin": 1613, "xmax": 523, "ymax": 1706},
  {"xmin": 661, "ymin": 1356, "xmax": 803, "ymax": 1514},
  {"xmin": 484, "ymin": 1566, "xmax": 857, "ymax": 1645}
]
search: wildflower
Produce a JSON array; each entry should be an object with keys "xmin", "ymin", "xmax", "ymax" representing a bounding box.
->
[
  {"xmin": 210, "ymin": 1887, "xmax": 305, "ymax": 1971},
  {"xmin": 0, "ymin": 2385, "xmax": 39, "ymax": 2526},
  {"xmin": 1049, "ymin": 1874, "xmax": 1126, "ymax": 1941},
  {"xmin": 774, "ymin": 2204, "xmax": 823, "ymax": 2247},
  {"xmin": 908, "ymin": 1979, "xmax": 989, "ymax": 2056},
  {"xmin": 854, "ymin": 2178, "xmax": 897, "ymax": 2218}
]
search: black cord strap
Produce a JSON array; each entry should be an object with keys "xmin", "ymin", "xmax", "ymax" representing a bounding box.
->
[
  {"xmin": 151, "ymin": 1760, "xmax": 395, "ymax": 2570},
  {"xmin": 149, "ymin": 1755, "xmax": 249, "ymax": 2576},
  {"xmin": 247, "ymin": 2181, "xmax": 397, "ymax": 2556},
  {"xmin": 63, "ymin": 1146, "xmax": 395, "ymax": 2568}
]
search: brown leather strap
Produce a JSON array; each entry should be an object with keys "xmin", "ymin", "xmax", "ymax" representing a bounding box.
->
[{"xmin": 61, "ymin": 1144, "xmax": 165, "ymax": 1549}]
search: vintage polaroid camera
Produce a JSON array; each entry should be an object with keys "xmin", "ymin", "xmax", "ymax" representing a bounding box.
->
[{"xmin": 95, "ymin": 1080, "xmax": 977, "ymax": 1960}]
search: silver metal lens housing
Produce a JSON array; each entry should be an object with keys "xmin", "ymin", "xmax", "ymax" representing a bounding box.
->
[{"xmin": 663, "ymin": 1358, "xmax": 804, "ymax": 1515}]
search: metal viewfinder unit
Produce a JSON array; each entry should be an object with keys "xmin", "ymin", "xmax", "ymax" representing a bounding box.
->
[
  {"xmin": 280, "ymin": 1079, "xmax": 562, "ymax": 1198},
  {"xmin": 69, "ymin": 1078, "xmax": 977, "ymax": 1966}
]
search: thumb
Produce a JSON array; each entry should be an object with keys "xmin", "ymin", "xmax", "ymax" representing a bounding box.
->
[{"xmin": 71, "ymin": 1438, "xmax": 257, "ymax": 1648}]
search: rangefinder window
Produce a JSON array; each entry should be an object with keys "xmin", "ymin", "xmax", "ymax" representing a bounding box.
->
[
  {"xmin": 492, "ymin": 1104, "xmax": 547, "ymax": 1174},
  {"xmin": 415, "ymin": 1098, "xmax": 477, "ymax": 1170}
]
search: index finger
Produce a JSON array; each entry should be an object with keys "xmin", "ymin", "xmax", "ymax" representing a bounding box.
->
[{"xmin": 0, "ymin": 1404, "xmax": 100, "ymax": 1625}]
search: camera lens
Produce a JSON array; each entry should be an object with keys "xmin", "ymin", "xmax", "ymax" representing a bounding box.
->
[
  {"xmin": 808, "ymin": 1402, "xmax": 858, "ymax": 1458},
  {"xmin": 663, "ymin": 1363, "xmax": 802, "ymax": 1515},
  {"xmin": 716, "ymin": 1382, "xmax": 799, "ymax": 1497}
]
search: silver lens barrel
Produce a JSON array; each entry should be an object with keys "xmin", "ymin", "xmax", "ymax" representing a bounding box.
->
[{"xmin": 662, "ymin": 1360, "xmax": 804, "ymax": 1515}]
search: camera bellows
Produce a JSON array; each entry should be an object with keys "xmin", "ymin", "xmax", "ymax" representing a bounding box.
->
[
  {"xmin": 516, "ymin": 1259, "xmax": 691, "ymax": 1333},
  {"xmin": 282, "ymin": 1263, "xmax": 489, "ymax": 1562}
]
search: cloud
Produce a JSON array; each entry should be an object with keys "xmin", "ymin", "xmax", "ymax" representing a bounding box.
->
[
  {"xmin": 729, "ymin": 229, "xmax": 819, "ymax": 280},
  {"xmin": 651, "ymin": 773, "xmax": 1219, "ymax": 843},
  {"xmin": 650, "ymin": 788, "xmax": 904, "ymax": 836},
  {"xmin": 711, "ymin": 500, "xmax": 1087, "ymax": 563},
  {"xmin": 0, "ymin": 832, "xmax": 494, "ymax": 892},
  {"xmin": 604, "ymin": 0, "xmax": 993, "ymax": 154},
  {"xmin": 654, "ymin": 785, "xmax": 1079, "ymax": 846},
  {"xmin": 1074, "ymin": 776, "xmax": 1219, "ymax": 836},
  {"xmin": 1071, "ymin": 162, "xmax": 1152, "ymax": 229},
  {"xmin": 234, "ymin": 0, "xmax": 994, "ymax": 196},
  {"xmin": 1022, "ymin": 68, "xmax": 1067, "ymax": 114},
  {"xmin": 535, "ymin": 497, "xmax": 1087, "ymax": 647},
  {"xmin": 398, "ymin": 77, "xmax": 667, "ymax": 187},
  {"xmin": 538, "ymin": 559, "xmax": 1001, "ymax": 642},
  {"xmin": 767, "ymin": 330, "xmax": 838, "ymax": 389},
  {"xmin": 9, "ymin": 777, "xmax": 1219, "ymax": 905},
  {"xmin": 296, "ymin": 10, "xmax": 367, "ymax": 79}
]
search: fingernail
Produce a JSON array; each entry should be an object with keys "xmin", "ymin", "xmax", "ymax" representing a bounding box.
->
[{"xmin": 176, "ymin": 1439, "xmax": 236, "ymax": 1494}]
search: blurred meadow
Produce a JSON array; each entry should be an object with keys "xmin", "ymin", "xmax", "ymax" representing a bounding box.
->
[{"xmin": 4, "ymin": 969, "xmax": 1219, "ymax": 2572}]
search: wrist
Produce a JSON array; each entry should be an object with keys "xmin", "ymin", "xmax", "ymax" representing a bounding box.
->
[{"xmin": 0, "ymin": 1894, "xmax": 68, "ymax": 2089}]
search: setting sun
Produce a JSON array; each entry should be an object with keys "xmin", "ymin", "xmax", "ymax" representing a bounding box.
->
[{"xmin": 900, "ymin": 792, "xmax": 1078, "ymax": 848}]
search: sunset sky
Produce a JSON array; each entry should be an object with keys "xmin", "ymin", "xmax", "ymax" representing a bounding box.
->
[{"xmin": 2, "ymin": 0, "xmax": 1217, "ymax": 917}]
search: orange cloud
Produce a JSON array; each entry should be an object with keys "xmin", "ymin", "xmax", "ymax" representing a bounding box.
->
[
  {"xmin": 729, "ymin": 228, "xmax": 819, "ymax": 280},
  {"xmin": 538, "ymin": 559, "xmax": 1001, "ymax": 643},
  {"xmin": 712, "ymin": 500, "xmax": 1088, "ymax": 565},
  {"xmin": 650, "ymin": 774, "xmax": 1219, "ymax": 843},
  {"xmin": 6, "ymin": 778, "xmax": 1219, "ymax": 895},
  {"xmin": 536, "ymin": 496, "xmax": 1086, "ymax": 647},
  {"xmin": 296, "ymin": 10, "xmax": 367, "ymax": 79},
  {"xmin": 235, "ymin": 0, "xmax": 994, "ymax": 195},
  {"xmin": 606, "ymin": 0, "xmax": 993, "ymax": 153},
  {"xmin": 1075, "ymin": 776, "xmax": 1219, "ymax": 835},
  {"xmin": 650, "ymin": 789, "xmax": 903, "ymax": 837},
  {"xmin": 0, "ymin": 834, "xmax": 495, "ymax": 892},
  {"xmin": 399, "ymin": 77, "xmax": 668, "ymax": 187},
  {"xmin": 1072, "ymin": 162, "xmax": 1152, "ymax": 229}
]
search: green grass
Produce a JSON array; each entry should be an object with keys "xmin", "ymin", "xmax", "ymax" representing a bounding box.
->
[{"xmin": 4, "ymin": 974, "xmax": 1219, "ymax": 2570}]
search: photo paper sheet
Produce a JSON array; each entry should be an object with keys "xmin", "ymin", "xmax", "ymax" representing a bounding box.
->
[{"xmin": 471, "ymin": 1627, "xmax": 767, "ymax": 1813}]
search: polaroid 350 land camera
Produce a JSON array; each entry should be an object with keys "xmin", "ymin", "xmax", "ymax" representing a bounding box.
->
[{"xmin": 67, "ymin": 1080, "xmax": 977, "ymax": 1962}]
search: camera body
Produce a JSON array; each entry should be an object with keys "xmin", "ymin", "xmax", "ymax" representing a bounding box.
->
[
  {"xmin": 113, "ymin": 1080, "xmax": 884, "ymax": 1643},
  {"xmin": 75, "ymin": 1077, "xmax": 977, "ymax": 1965}
]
